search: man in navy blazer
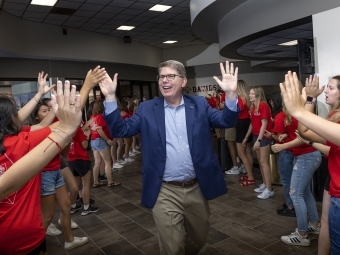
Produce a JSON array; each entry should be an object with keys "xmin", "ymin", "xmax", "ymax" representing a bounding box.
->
[{"xmin": 100, "ymin": 60, "xmax": 240, "ymax": 255}]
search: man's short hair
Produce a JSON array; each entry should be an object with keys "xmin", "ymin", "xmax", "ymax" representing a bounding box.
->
[{"xmin": 158, "ymin": 60, "xmax": 186, "ymax": 78}]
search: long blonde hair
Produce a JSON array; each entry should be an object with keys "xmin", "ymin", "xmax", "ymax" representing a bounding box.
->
[
  {"xmin": 250, "ymin": 86, "xmax": 267, "ymax": 112},
  {"xmin": 237, "ymin": 80, "xmax": 250, "ymax": 110},
  {"xmin": 327, "ymin": 76, "xmax": 340, "ymax": 123}
]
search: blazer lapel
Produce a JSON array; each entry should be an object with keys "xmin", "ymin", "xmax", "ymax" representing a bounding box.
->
[
  {"xmin": 153, "ymin": 98, "xmax": 166, "ymax": 153},
  {"xmin": 184, "ymin": 97, "xmax": 194, "ymax": 151}
]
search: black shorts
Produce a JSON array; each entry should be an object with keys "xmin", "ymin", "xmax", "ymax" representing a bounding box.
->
[
  {"xmin": 68, "ymin": 160, "xmax": 91, "ymax": 177},
  {"xmin": 235, "ymin": 118, "xmax": 252, "ymax": 143},
  {"xmin": 60, "ymin": 156, "xmax": 69, "ymax": 169},
  {"xmin": 325, "ymin": 172, "xmax": 331, "ymax": 192}
]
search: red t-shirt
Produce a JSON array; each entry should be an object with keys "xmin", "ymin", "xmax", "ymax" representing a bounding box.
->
[
  {"xmin": 271, "ymin": 111, "xmax": 286, "ymax": 145},
  {"xmin": 326, "ymin": 140, "xmax": 340, "ymax": 197},
  {"xmin": 67, "ymin": 127, "xmax": 90, "ymax": 161},
  {"xmin": 250, "ymin": 102, "xmax": 273, "ymax": 137},
  {"xmin": 221, "ymin": 92, "xmax": 226, "ymax": 104},
  {"xmin": 121, "ymin": 111, "xmax": 129, "ymax": 120},
  {"xmin": 208, "ymin": 96, "xmax": 218, "ymax": 109},
  {"xmin": 90, "ymin": 114, "xmax": 112, "ymax": 140},
  {"xmin": 238, "ymin": 97, "xmax": 250, "ymax": 119},
  {"xmin": 284, "ymin": 118, "xmax": 316, "ymax": 156},
  {"xmin": 43, "ymin": 118, "xmax": 61, "ymax": 171},
  {"xmin": 0, "ymin": 127, "xmax": 51, "ymax": 254}
]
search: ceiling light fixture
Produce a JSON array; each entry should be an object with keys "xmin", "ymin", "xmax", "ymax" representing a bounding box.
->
[
  {"xmin": 117, "ymin": 26, "xmax": 135, "ymax": 31},
  {"xmin": 31, "ymin": 0, "xmax": 58, "ymax": 6},
  {"xmin": 279, "ymin": 40, "xmax": 298, "ymax": 46},
  {"xmin": 149, "ymin": 4, "xmax": 172, "ymax": 12},
  {"xmin": 163, "ymin": 41, "xmax": 177, "ymax": 44}
]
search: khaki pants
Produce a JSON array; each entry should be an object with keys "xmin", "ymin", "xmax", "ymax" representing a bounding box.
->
[{"xmin": 152, "ymin": 183, "xmax": 210, "ymax": 255}]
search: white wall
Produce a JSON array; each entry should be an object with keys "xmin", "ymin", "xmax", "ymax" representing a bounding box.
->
[{"xmin": 312, "ymin": 7, "xmax": 340, "ymax": 117}]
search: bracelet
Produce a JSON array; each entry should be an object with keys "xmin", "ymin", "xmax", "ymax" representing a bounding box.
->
[
  {"xmin": 32, "ymin": 97, "xmax": 40, "ymax": 103},
  {"xmin": 52, "ymin": 128, "xmax": 71, "ymax": 143},
  {"xmin": 44, "ymin": 136, "xmax": 62, "ymax": 153}
]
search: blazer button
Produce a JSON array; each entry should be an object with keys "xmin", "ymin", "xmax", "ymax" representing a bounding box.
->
[{"xmin": 161, "ymin": 159, "xmax": 165, "ymax": 162}]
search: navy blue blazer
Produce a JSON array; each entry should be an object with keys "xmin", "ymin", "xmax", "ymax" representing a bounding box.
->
[{"xmin": 104, "ymin": 95, "xmax": 240, "ymax": 208}]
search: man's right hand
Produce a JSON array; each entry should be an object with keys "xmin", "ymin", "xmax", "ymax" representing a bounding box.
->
[{"xmin": 99, "ymin": 73, "xmax": 118, "ymax": 102}]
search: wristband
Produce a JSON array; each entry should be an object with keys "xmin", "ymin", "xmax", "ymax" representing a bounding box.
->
[
  {"xmin": 257, "ymin": 139, "xmax": 262, "ymax": 142},
  {"xmin": 309, "ymin": 141, "xmax": 314, "ymax": 146},
  {"xmin": 306, "ymin": 96, "xmax": 316, "ymax": 105}
]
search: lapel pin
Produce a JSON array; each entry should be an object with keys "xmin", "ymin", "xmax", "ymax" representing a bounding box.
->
[{"xmin": 190, "ymin": 106, "xmax": 194, "ymax": 108}]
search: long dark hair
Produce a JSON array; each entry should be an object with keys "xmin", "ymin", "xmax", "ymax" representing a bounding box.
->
[
  {"xmin": 28, "ymin": 102, "xmax": 49, "ymax": 126},
  {"xmin": 270, "ymin": 91, "xmax": 282, "ymax": 118},
  {"xmin": 0, "ymin": 96, "xmax": 22, "ymax": 154}
]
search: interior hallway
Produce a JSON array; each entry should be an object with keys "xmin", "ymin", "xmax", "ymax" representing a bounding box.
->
[{"xmin": 47, "ymin": 144, "xmax": 320, "ymax": 255}]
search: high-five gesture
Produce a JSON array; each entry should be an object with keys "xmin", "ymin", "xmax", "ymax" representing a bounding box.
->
[
  {"xmin": 213, "ymin": 61, "xmax": 238, "ymax": 93},
  {"xmin": 99, "ymin": 73, "xmax": 118, "ymax": 102},
  {"xmin": 37, "ymin": 71, "xmax": 55, "ymax": 96},
  {"xmin": 305, "ymin": 74, "xmax": 324, "ymax": 99}
]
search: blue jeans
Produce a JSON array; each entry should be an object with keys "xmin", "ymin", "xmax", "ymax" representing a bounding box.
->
[
  {"xmin": 290, "ymin": 150, "xmax": 321, "ymax": 232},
  {"xmin": 278, "ymin": 150, "xmax": 294, "ymax": 207},
  {"xmin": 329, "ymin": 197, "xmax": 340, "ymax": 255},
  {"xmin": 41, "ymin": 169, "xmax": 65, "ymax": 196}
]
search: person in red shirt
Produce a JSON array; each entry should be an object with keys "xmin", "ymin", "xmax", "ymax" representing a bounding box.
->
[
  {"xmin": 244, "ymin": 86, "xmax": 273, "ymax": 199},
  {"xmin": 0, "ymin": 81, "xmax": 83, "ymax": 255}
]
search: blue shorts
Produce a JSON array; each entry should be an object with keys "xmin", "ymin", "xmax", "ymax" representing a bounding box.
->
[
  {"xmin": 41, "ymin": 169, "xmax": 65, "ymax": 196},
  {"xmin": 91, "ymin": 138, "xmax": 109, "ymax": 151},
  {"xmin": 253, "ymin": 135, "xmax": 273, "ymax": 147}
]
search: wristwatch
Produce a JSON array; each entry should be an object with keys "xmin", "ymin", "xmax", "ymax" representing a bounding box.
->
[
  {"xmin": 306, "ymin": 96, "xmax": 316, "ymax": 104},
  {"xmin": 257, "ymin": 139, "xmax": 262, "ymax": 142},
  {"xmin": 309, "ymin": 141, "xmax": 314, "ymax": 146}
]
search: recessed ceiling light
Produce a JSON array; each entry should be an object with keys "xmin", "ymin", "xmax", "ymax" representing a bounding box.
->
[
  {"xmin": 31, "ymin": 0, "xmax": 57, "ymax": 6},
  {"xmin": 163, "ymin": 41, "xmax": 177, "ymax": 44},
  {"xmin": 279, "ymin": 40, "xmax": 298, "ymax": 46},
  {"xmin": 117, "ymin": 26, "xmax": 135, "ymax": 31},
  {"xmin": 149, "ymin": 4, "xmax": 172, "ymax": 12}
]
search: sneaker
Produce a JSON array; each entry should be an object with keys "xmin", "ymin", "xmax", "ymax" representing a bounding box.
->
[
  {"xmin": 58, "ymin": 219, "xmax": 78, "ymax": 229},
  {"xmin": 132, "ymin": 149, "xmax": 141, "ymax": 154},
  {"xmin": 254, "ymin": 183, "xmax": 266, "ymax": 193},
  {"xmin": 112, "ymin": 162, "xmax": 124, "ymax": 169},
  {"xmin": 307, "ymin": 222, "xmax": 320, "ymax": 234},
  {"xmin": 64, "ymin": 237, "xmax": 89, "ymax": 250},
  {"xmin": 257, "ymin": 188, "xmax": 274, "ymax": 199},
  {"xmin": 225, "ymin": 166, "xmax": 240, "ymax": 175},
  {"xmin": 281, "ymin": 229, "xmax": 310, "ymax": 246},
  {"xmin": 71, "ymin": 204, "xmax": 82, "ymax": 214},
  {"xmin": 81, "ymin": 205, "xmax": 99, "ymax": 216},
  {"xmin": 125, "ymin": 157, "xmax": 134, "ymax": 162},
  {"xmin": 46, "ymin": 223, "xmax": 62, "ymax": 236},
  {"xmin": 239, "ymin": 164, "xmax": 247, "ymax": 174},
  {"xmin": 118, "ymin": 159, "xmax": 127, "ymax": 165},
  {"xmin": 98, "ymin": 174, "xmax": 107, "ymax": 182},
  {"xmin": 277, "ymin": 206, "xmax": 296, "ymax": 217},
  {"xmin": 129, "ymin": 151, "xmax": 136, "ymax": 157},
  {"xmin": 136, "ymin": 145, "xmax": 140, "ymax": 150},
  {"xmin": 77, "ymin": 197, "xmax": 95, "ymax": 205}
]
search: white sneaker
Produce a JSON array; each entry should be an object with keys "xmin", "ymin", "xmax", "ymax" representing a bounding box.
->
[
  {"xmin": 225, "ymin": 166, "xmax": 240, "ymax": 175},
  {"xmin": 254, "ymin": 183, "xmax": 266, "ymax": 193},
  {"xmin": 46, "ymin": 223, "xmax": 62, "ymax": 236},
  {"xmin": 118, "ymin": 159, "xmax": 126, "ymax": 165},
  {"xmin": 257, "ymin": 188, "xmax": 274, "ymax": 199},
  {"xmin": 281, "ymin": 229, "xmax": 311, "ymax": 246},
  {"xmin": 125, "ymin": 157, "xmax": 134, "ymax": 162},
  {"xmin": 112, "ymin": 162, "xmax": 124, "ymax": 169},
  {"xmin": 129, "ymin": 151, "xmax": 136, "ymax": 157},
  {"xmin": 239, "ymin": 164, "xmax": 247, "ymax": 174},
  {"xmin": 307, "ymin": 222, "xmax": 320, "ymax": 234},
  {"xmin": 132, "ymin": 149, "xmax": 141, "ymax": 154},
  {"xmin": 136, "ymin": 145, "xmax": 140, "ymax": 150},
  {"xmin": 64, "ymin": 237, "xmax": 89, "ymax": 250},
  {"xmin": 58, "ymin": 218, "xmax": 78, "ymax": 229}
]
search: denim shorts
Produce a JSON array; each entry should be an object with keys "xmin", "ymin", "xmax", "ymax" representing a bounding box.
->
[
  {"xmin": 41, "ymin": 169, "xmax": 65, "ymax": 196},
  {"xmin": 253, "ymin": 135, "xmax": 272, "ymax": 147},
  {"xmin": 91, "ymin": 138, "xmax": 109, "ymax": 151}
]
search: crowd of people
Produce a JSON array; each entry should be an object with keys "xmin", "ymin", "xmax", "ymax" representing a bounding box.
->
[{"xmin": 0, "ymin": 59, "xmax": 337, "ymax": 255}]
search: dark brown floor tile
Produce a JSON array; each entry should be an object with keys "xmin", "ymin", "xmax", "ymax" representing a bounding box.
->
[
  {"xmin": 46, "ymin": 237, "xmax": 67, "ymax": 255},
  {"xmin": 103, "ymin": 195, "xmax": 130, "ymax": 207},
  {"xmin": 209, "ymin": 201, "xmax": 235, "ymax": 214},
  {"xmin": 225, "ymin": 189, "xmax": 258, "ymax": 202},
  {"xmin": 209, "ymin": 213, "xmax": 234, "ymax": 229},
  {"xmin": 253, "ymin": 221, "xmax": 294, "ymax": 239},
  {"xmin": 97, "ymin": 210, "xmax": 132, "ymax": 228},
  {"xmin": 220, "ymin": 222, "xmax": 277, "ymax": 249},
  {"xmin": 213, "ymin": 237, "xmax": 268, "ymax": 255},
  {"xmin": 206, "ymin": 227, "xmax": 230, "ymax": 245},
  {"xmin": 71, "ymin": 214, "xmax": 105, "ymax": 230},
  {"xmin": 249, "ymin": 197, "xmax": 283, "ymax": 211},
  {"xmin": 101, "ymin": 239, "xmax": 143, "ymax": 255},
  {"xmin": 86, "ymin": 224, "xmax": 124, "ymax": 248},
  {"xmin": 263, "ymin": 241, "xmax": 315, "ymax": 255},
  {"xmin": 119, "ymin": 171, "xmax": 142, "ymax": 179},
  {"xmin": 135, "ymin": 236, "xmax": 161, "ymax": 255},
  {"xmin": 121, "ymin": 191, "xmax": 142, "ymax": 204},
  {"xmin": 133, "ymin": 213, "xmax": 156, "ymax": 230},
  {"xmin": 198, "ymin": 244, "xmax": 226, "ymax": 255},
  {"xmin": 297, "ymin": 235, "xmax": 319, "ymax": 255},
  {"xmin": 219, "ymin": 211, "xmax": 267, "ymax": 228},
  {"xmin": 213, "ymin": 194, "xmax": 238, "ymax": 204},
  {"xmin": 114, "ymin": 222, "xmax": 154, "ymax": 244},
  {"xmin": 130, "ymin": 211, "xmax": 153, "ymax": 222},
  {"xmin": 227, "ymin": 200, "xmax": 268, "ymax": 216},
  {"xmin": 114, "ymin": 202, "xmax": 145, "ymax": 216},
  {"xmin": 107, "ymin": 185, "xmax": 134, "ymax": 196},
  {"xmin": 257, "ymin": 210, "xmax": 297, "ymax": 229}
]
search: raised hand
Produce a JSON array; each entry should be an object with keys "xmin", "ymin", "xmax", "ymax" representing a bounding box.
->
[
  {"xmin": 213, "ymin": 61, "xmax": 238, "ymax": 94},
  {"xmin": 83, "ymin": 66, "xmax": 107, "ymax": 90},
  {"xmin": 50, "ymin": 80, "xmax": 82, "ymax": 135},
  {"xmin": 280, "ymin": 71, "xmax": 305, "ymax": 118},
  {"xmin": 305, "ymin": 74, "xmax": 324, "ymax": 98},
  {"xmin": 37, "ymin": 71, "xmax": 55, "ymax": 96},
  {"xmin": 99, "ymin": 73, "xmax": 118, "ymax": 101}
]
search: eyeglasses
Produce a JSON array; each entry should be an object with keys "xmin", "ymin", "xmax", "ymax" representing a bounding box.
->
[{"xmin": 156, "ymin": 74, "xmax": 184, "ymax": 81}]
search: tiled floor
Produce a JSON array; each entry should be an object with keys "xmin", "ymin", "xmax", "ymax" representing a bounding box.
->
[{"xmin": 47, "ymin": 146, "xmax": 321, "ymax": 255}]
